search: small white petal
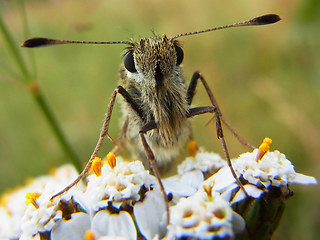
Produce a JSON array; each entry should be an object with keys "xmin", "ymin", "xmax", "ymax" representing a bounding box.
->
[
  {"xmin": 44, "ymin": 219, "xmax": 56, "ymax": 231},
  {"xmin": 178, "ymin": 152, "xmax": 226, "ymax": 175},
  {"xmin": 244, "ymin": 184, "xmax": 264, "ymax": 198},
  {"xmin": 230, "ymin": 190, "xmax": 246, "ymax": 205},
  {"xmin": 289, "ymin": 173, "xmax": 318, "ymax": 185},
  {"xmin": 92, "ymin": 210, "xmax": 136, "ymax": 240},
  {"xmin": 180, "ymin": 170, "xmax": 204, "ymax": 188},
  {"xmin": 134, "ymin": 188, "xmax": 166, "ymax": 239},
  {"xmin": 220, "ymin": 183, "xmax": 238, "ymax": 202},
  {"xmin": 211, "ymin": 167, "xmax": 236, "ymax": 192},
  {"xmin": 163, "ymin": 178, "xmax": 197, "ymax": 197},
  {"xmin": 230, "ymin": 185, "xmax": 263, "ymax": 205},
  {"xmin": 231, "ymin": 212, "xmax": 246, "ymax": 234},
  {"xmin": 260, "ymin": 180, "xmax": 271, "ymax": 188},
  {"xmin": 271, "ymin": 179, "xmax": 281, "ymax": 187},
  {"xmin": 51, "ymin": 213, "xmax": 90, "ymax": 240}
]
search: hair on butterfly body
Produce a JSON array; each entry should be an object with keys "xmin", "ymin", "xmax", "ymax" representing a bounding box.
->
[
  {"xmin": 22, "ymin": 14, "xmax": 281, "ymax": 224},
  {"xmin": 119, "ymin": 36, "xmax": 192, "ymax": 169}
]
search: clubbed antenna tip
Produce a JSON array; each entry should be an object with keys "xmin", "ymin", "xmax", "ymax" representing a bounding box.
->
[
  {"xmin": 21, "ymin": 38, "xmax": 58, "ymax": 48},
  {"xmin": 252, "ymin": 14, "xmax": 281, "ymax": 25},
  {"xmin": 170, "ymin": 13, "xmax": 281, "ymax": 40}
]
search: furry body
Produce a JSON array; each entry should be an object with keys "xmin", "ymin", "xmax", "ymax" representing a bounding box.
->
[{"xmin": 119, "ymin": 35, "xmax": 192, "ymax": 168}]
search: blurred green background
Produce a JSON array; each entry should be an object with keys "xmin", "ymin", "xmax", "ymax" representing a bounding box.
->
[{"xmin": 0, "ymin": 0, "xmax": 319, "ymax": 239}]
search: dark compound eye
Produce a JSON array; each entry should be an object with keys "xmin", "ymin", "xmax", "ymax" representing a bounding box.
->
[
  {"xmin": 124, "ymin": 50, "xmax": 137, "ymax": 73},
  {"xmin": 174, "ymin": 44, "xmax": 184, "ymax": 65}
]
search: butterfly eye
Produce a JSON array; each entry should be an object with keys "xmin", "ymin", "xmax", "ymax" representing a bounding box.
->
[
  {"xmin": 124, "ymin": 50, "xmax": 137, "ymax": 73},
  {"xmin": 174, "ymin": 44, "xmax": 184, "ymax": 65}
]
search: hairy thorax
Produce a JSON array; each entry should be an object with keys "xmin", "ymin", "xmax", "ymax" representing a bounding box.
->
[{"xmin": 120, "ymin": 66, "xmax": 192, "ymax": 168}]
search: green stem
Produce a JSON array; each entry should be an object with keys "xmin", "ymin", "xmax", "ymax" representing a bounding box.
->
[
  {"xmin": 0, "ymin": 9, "xmax": 31, "ymax": 82},
  {"xmin": 0, "ymin": 8, "xmax": 82, "ymax": 172},
  {"xmin": 32, "ymin": 88, "xmax": 82, "ymax": 171}
]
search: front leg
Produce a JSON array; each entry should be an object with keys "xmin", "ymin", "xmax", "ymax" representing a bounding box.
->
[
  {"xmin": 139, "ymin": 121, "xmax": 170, "ymax": 225},
  {"xmin": 51, "ymin": 86, "xmax": 145, "ymax": 200},
  {"xmin": 186, "ymin": 71, "xmax": 251, "ymax": 197},
  {"xmin": 187, "ymin": 71, "xmax": 255, "ymax": 149}
]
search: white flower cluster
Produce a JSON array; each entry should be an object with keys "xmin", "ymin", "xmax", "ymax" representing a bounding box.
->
[
  {"xmin": 204, "ymin": 149, "xmax": 318, "ymax": 205},
  {"xmin": 0, "ymin": 165, "xmax": 82, "ymax": 239},
  {"xmin": 84, "ymin": 160, "xmax": 156, "ymax": 210},
  {"xmin": 0, "ymin": 147, "xmax": 317, "ymax": 240},
  {"xmin": 19, "ymin": 158, "xmax": 162, "ymax": 240},
  {"xmin": 166, "ymin": 191, "xmax": 244, "ymax": 240}
]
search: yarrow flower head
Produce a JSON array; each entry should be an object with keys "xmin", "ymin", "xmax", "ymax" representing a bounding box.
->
[
  {"xmin": 0, "ymin": 138, "xmax": 317, "ymax": 240},
  {"xmin": 205, "ymin": 137, "xmax": 317, "ymax": 205},
  {"xmin": 0, "ymin": 165, "xmax": 82, "ymax": 239},
  {"xmin": 166, "ymin": 190, "xmax": 245, "ymax": 239}
]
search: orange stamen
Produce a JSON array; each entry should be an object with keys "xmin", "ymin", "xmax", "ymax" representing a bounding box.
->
[
  {"xmin": 106, "ymin": 152, "xmax": 116, "ymax": 169},
  {"xmin": 188, "ymin": 140, "xmax": 197, "ymax": 157},
  {"xmin": 91, "ymin": 157, "xmax": 102, "ymax": 177},
  {"xmin": 25, "ymin": 192, "xmax": 41, "ymax": 208},
  {"xmin": 256, "ymin": 137, "xmax": 272, "ymax": 161},
  {"xmin": 85, "ymin": 230, "xmax": 95, "ymax": 240}
]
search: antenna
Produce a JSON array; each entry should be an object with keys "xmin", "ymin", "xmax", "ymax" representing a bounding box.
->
[
  {"xmin": 21, "ymin": 38, "xmax": 132, "ymax": 48},
  {"xmin": 21, "ymin": 14, "xmax": 280, "ymax": 48},
  {"xmin": 170, "ymin": 14, "xmax": 281, "ymax": 40}
]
